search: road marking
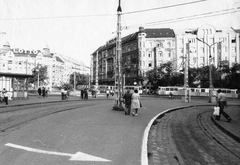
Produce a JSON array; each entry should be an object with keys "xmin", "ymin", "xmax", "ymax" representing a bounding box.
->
[{"xmin": 5, "ymin": 143, "xmax": 111, "ymax": 162}]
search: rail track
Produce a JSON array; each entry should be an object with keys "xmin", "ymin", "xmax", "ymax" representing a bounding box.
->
[
  {"xmin": 0, "ymin": 101, "xmax": 102, "ymax": 137},
  {"xmin": 148, "ymin": 106, "xmax": 240, "ymax": 165}
]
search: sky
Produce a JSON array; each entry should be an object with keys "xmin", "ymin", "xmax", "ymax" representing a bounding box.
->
[{"xmin": 0, "ymin": 0, "xmax": 240, "ymax": 67}]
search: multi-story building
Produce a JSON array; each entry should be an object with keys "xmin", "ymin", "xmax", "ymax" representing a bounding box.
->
[
  {"xmin": 175, "ymin": 24, "xmax": 240, "ymax": 70},
  {"xmin": 91, "ymin": 27, "xmax": 176, "ymax": 86},
  {"xmin": 91, "ymin": 25, "xmax": 240, "ymax": 86},
  {"xmin": 0, "ymin": 39, "xmax": 89, "ymax": 97}
]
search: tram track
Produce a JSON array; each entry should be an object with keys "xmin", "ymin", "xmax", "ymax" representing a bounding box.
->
[
  {"xmin": 0, "ymin": 101, "xmax": 102, "ymax": 137},
  {"xmin": 148, "ymin": 106, "xmax": 240, "ymax": 165}
]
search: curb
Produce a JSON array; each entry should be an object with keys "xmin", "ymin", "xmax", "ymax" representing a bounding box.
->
[
  {"xmin": 210, "ymin": 115, "xmax": 240, "ymax": 143},
  {"xmin": 142, "ymin": 104, "xmax": 240, "ymax": 165}
]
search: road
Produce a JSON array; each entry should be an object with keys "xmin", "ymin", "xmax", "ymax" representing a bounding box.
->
[
  {"xmin": 0, "ymin": 97, "xmax": 189, "ymax": 165},
  {"xmin": 0, "ymin": 96, "xmax": 238, "ymax": 165}
]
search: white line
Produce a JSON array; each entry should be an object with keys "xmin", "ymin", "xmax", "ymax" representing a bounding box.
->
[
  {"xmin": 5, "ymin": 143, "xmax": 72, "ymax": 157},
  {"xmin": 5, "ymin": 143, "xmax": 111, "ymax": 162}
]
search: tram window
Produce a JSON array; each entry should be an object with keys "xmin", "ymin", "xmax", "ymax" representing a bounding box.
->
[
  {"xmin": 191, "ymin": 88, "xmax": 195, "ymax": 92},
  {"xmin": 166, "ymin": 88, "xmax": 169, "ymax": 91},
  {"xmin": 226, "ymin": 90, "xmax": 231, "ymax": 93},
  {"xmin": 201, "ymin": 89, "xmax": 205, "ymax": 92}
]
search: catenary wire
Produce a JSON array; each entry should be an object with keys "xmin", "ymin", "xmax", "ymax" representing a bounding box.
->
[{"xmin": 126, "ymin": 7, "xmax": 240, "ymax": 29}]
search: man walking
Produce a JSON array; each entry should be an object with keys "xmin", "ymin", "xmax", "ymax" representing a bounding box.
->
[
  {"xmin": 216, "ymin": 89, "xmax": 232, "ymax": 122},
  {"xmin": 123, "ymin": 89, "xmax": 132, "ymax": 115}
]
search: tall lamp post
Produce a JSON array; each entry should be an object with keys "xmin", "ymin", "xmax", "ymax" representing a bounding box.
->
[
  {"xmin": 196, "ymin": 38, "xmax": 222, "ymax": 102},
  {"xmin": 113, "ymin": 0, "xmax": 124, "ymax": 110}
]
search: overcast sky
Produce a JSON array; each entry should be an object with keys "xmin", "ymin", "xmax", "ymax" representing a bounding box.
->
[{"xmin": 0, "ymin": 0, "xmax": 240, "ymax": 66}]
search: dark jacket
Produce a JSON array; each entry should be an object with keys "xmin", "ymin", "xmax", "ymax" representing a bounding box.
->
[{"xmin": 123, "ymin": 92, "xmax": 132, "ymax": 105}]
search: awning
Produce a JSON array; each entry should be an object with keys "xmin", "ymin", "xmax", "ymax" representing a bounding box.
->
[{"xmin": 0, "ymin": 72, "xmax": 34, "ymax": 78}]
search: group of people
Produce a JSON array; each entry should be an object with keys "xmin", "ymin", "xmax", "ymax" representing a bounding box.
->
[
  {"xmin": 106, "ymin": 89, "xmax": 114, "ymax": 99},
  {"xmin": 0, "ymin": 88, "xmax": 9, "ymax": 105},
  {"xmin": 61, "ymin": 88, "xmax": 70, "ymax": 100},
  {"xmin": 38, "ymin": 87, "xmax": 49, "ymax": 98},
  {"xmin": 123, "ymin": 89, "xmax": 142, "ymax": 116},
  {"xmin": 80, "ymin": 88, "xmax": 89, "ymax": 100}
]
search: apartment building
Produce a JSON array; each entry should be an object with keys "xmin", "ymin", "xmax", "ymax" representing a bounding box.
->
[
  {"xmin": 91, "ymin": 25, "xmax": 240, "ymax": 86},
  {"xmin": 0, "ymin": 40, "xmax": 89, "ymax": 96}
]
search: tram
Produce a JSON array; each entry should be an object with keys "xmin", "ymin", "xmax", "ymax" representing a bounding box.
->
[{"xmin": 157, "ymin": 86, "xmax": 238, "ymax": 98}]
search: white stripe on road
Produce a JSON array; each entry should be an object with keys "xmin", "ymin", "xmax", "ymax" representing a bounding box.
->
[{"xmin": 5, "ymin": 143, "xmax": 111, "ymax": 162}]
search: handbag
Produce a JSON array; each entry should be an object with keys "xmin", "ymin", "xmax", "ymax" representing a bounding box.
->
[
  {"xmin": 140, "ymin": 101, "xmax": 142, "ymax": 108},
  {"xmin": 213, "ymin": 106, "xmax": 220, "ymax": 116}
]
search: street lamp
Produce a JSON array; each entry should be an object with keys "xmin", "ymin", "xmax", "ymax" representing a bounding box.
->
[{"xmin": 196, "ymin": 38, "xmax": 222, "ymax": 102}]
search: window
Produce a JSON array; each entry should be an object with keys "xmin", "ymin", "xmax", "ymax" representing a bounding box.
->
[
  {"xmin": 148, "ymin": 62, "xmax": 152, "ymax": 67},
  {"xmin": 168, "ymin": 52, "xmax": 171, "ymax": 57},
  {"xmin": 143, "ymin": 51, "xmax": 145, "ymax": 57},
  {"xmin": 158, "ymin": 51, "xmax": 162, "ymax": 57}
]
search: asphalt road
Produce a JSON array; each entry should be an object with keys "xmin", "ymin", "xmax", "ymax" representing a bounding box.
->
[{"xmin": 0, "ymin": 97, "xmax": 194, "ymax": 165}]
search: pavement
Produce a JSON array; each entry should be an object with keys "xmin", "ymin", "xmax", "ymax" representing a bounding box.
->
[
  {"xmin": 1, "ymin": 94, "xmax": 240, "ymax": 158},
  {"xmin": 1, "ymin": 94, "xmax": 240, "ymax": 141}
]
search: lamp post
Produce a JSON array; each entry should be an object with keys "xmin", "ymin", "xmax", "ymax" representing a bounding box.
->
[
  {"xmin": 196, "ymin": 38, "xmax": 222, "ymax": 102},
  {"xmin": 113, "ymin": 0, "xmax": 124, "ymax": 111}
]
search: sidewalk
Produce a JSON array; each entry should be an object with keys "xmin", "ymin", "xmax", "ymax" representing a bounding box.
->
[{"xmin": 210, "ymin": 105, "xmax": 240, "ymax": 142}]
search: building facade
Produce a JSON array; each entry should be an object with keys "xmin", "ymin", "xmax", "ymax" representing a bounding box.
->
[
  {"xmin": 0, "ymin": 40, "xmax": 90, "ymax": 95},
  {"xmin": 91, "ymin": 25, "xmax": 240, "ymax": 86}
]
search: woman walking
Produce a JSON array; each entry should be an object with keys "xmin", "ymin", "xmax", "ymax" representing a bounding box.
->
[{"xmin": 131, "ymin": 89, "xmax": 141, "ymax": 116}]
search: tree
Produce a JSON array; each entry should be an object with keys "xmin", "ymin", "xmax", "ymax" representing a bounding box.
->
[
  {"xmin": 70, "ymin": 73, "xmax": 89, "ymax": 89},
  {"xmin": 228, "ymin": 63, "xmax": 240, "ymax": 89},
  {"xmin": 29, "ymin": 65, "xmax": 48, "ymax": 87}
]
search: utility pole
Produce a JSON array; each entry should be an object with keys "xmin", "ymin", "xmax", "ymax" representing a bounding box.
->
[
  {"xmin": 196, "ymin": 38, "xmax": 222, "ymax": 103},
  {"xmin": 113, "ymin": 0, "xmax": 124, "ymax": 110},
  {"xmin": 183, "ymin": 42, "xmax": 191, "ymax": 102}
]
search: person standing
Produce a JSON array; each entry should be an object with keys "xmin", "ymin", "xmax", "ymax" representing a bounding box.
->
[
  {"xmin": 123, "ymin": 89, "xmax": 132, "ymax": 115},
  {"xmin": 42, "ymin": 87, "xmax": 46, "ymax": 98},
  {"xmin": 80, "ymin": 89, "xmax": 84, "ymax": 99},
  {"xmin": 131, "ymin": 89, "xmax": 141, "ymax": 116},
  {"xmin": 2, "ymin": 88, "xmax": 8, "ymax": 105},
  {"xmin": 106, "ymin": 89, "xmax": 110, "ymax": 99},
  {"xmin": 216, "ymin": 89, "xmax": 232, "ymax": 122},
  {"xmin": 38, "ymin": 87, "xmax": 42, "ymax": 97}
]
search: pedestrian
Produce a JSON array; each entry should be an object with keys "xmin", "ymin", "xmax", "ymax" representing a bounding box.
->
[
  {"xmin": 0, "ymin": 91, "xmax": 3, "ymax": 103},
  {"xmin": 169, "ymin": 92, "xmax": 173, "ymax": 99},
  {"xmin": 106, "ymin": 89, "xmax": 110, "ymax": 99},
  {"xmin": 2, "ymin": 88, "xmax": 8, "ymax": 105},
  {"xmin": 84, "ymin": 88, "xmax": 88, "ymax": 100},
  {"xmin": 131, "ymin": 89, "xmax": 141, "ymax": 116},
  {"xmin": 123, "ymin": 89, "xmax": 132, "ymax": 115},
  {"xmin": 45, "ymin": 87, "xmax": 49, "ymax": 97},
  {"xmin": 81, "ymin": 89, "xmax": 84, "ymax": 99},
  {"xmin": 61, "ymin": 88, "xmax": 64, "ymax": 100},
  {"xmin": 216, "ymin": 89, "xmax": 232, "ymax": 122},
  {"xmin": 42, "ymin": 87, "xmax": 46, "ymax": 97},
  {"xmin": 38, "ymin": 87, "xmax": 42, "ymax": 97}
]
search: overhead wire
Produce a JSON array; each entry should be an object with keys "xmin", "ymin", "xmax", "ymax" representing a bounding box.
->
[
  {"xmin": 126, "ymin": 7, "xmax": 240, "ymax": 29},
  {"xmin": 122, "ymin": 0, "xmax": 208, "ymax": 15},
  {"xmin": 0, "ymin": 0, "xmax": 210, "ymax": 21}
]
